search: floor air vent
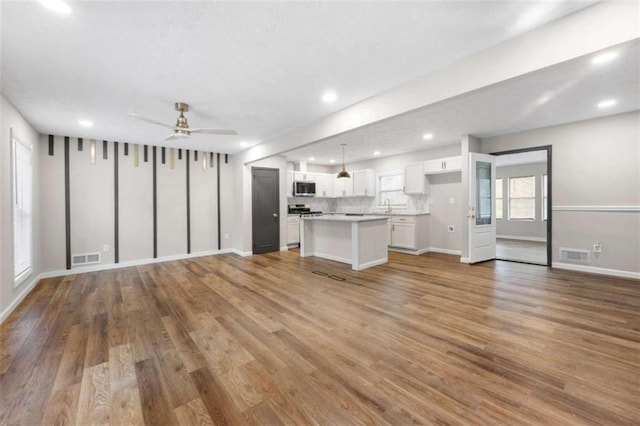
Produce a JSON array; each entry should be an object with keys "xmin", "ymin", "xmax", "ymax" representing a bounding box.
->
[
  {"xmin": 559, "ymin": 248, "xmax": 590, "ymax": 264},
  {"xmin": 72, "ymin": 252, "xmax": 101, "ymax": 266}
]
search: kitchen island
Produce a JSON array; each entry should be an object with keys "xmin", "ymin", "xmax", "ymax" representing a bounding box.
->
[{"xmin": 300, "ymin": 215, "xmax": 388, "ymax": 270}]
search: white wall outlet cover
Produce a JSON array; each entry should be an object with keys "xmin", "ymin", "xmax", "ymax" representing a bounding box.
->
[
  {"xmin": 450, "ymin": 198, "xmax": 455, "ymax": 204},
  {"xmin": 593, "ymin": 242, "xmax": 602, "ymax": 253},
  {"xmin": 103, "ymin": 244, "xmax": 109, "ymax": 252},
  {"xmin": 224, "ymin": 233, "xmax": 229, "ymax": 240}
]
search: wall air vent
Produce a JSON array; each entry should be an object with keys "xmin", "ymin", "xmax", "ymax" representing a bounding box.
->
[
  {"xmin": 71, "ymin": 252, "xmax": 101, "ymax": 266},
  {"xmin": 559, "ymin": 248, "xmax": 590, "ymax": 264}
]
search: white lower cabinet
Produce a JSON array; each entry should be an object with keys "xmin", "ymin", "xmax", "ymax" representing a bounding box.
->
[
  {"xmin": 287, "ymin": 216, "xmax": 300, "ymax": 245},
  {"xmin": 389, "ymin": 215, "xmax": 429, "ymax": 253}
]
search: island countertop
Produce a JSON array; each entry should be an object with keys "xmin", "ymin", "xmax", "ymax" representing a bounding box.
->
[{"xmin": 301, "ymin": 215, "xmax": 388, "ymax": 223}]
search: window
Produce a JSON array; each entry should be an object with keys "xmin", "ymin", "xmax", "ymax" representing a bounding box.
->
[
  {"xmin": 509, "ymin": 176, "xmax": 535, "ymax": 220},
  {"xmin": 13, "ymin": 136, "xmax": 33, "ymax": 284},
  {"xmin": 377, "ymin": 172, "xmax": 407, "ymax": 208},
  {"xmin": 496, "ymin": 178, "xmax": 503, "ymax": 219},
  {"xmin": 542, "ymin": 174, "xmax": 548, "ymax": 221}
]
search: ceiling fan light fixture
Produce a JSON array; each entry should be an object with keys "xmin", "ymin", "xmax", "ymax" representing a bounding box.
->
[
  {"xmin": 174, "ymin": 131, "xmax": 190, "ymax": 139},
  {"xmin": 337, "ymin": 144, "xmax": 351, "ymax": 179}
]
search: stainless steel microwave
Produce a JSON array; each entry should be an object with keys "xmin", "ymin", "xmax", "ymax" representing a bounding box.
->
[{"xmin": 293, "ymin": 181, "xmax": 316, "ymax": 197}]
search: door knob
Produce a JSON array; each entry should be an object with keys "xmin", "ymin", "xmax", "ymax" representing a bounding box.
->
[
  {"xmin": 273, "ymin": 213, "xmax": 278, "ymax": 218},
  {"xmin": 467, "ymin": 214, "xmax": 476, "ymax": 218}
]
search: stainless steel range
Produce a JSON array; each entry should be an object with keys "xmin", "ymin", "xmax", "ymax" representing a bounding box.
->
[{"xmin": 288, "ymin": 204, "xmax": 322, "ymax": 217}]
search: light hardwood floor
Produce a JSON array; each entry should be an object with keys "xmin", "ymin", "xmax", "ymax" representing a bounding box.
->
[{"xmin": 1, "ymin": 251, "xmax": 639, "ymax": 425}]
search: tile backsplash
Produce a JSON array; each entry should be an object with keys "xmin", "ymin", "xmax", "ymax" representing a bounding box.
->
[{"xmin": 288, "ymin": 195, "xmax": 430, "ymax": 214}]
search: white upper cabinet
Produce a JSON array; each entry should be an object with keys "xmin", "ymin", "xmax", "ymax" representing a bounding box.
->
[
  {"xmin": 424, "ymin": 156, "xmax": 462, "ymax": 175},
  {"xmin": 315, "ymin": 173, "xmax": 334, "ymax": 198},
  {"xmin": 293, "ymin": 172, "xmax": 317, "ymax": 182},
  {"xmin": 353, "ymin": 169, "xmax": 376, "ymax": 197},
  {"xmin": 334, "ymin": 174, "xmax": 354, "ymax": 197},
  {"xmin": 404, "ymin": 162, "xmax": 428, "ymax": 194}
]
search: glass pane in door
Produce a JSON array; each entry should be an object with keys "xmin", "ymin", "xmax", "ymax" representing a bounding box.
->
[{"xmin": 476, "ymin": 161, "xmax": 492, "ymax": 225}]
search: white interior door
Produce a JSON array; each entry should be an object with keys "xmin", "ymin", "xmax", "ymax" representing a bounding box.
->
[{"xmin": 468, "ymin": 153, "xmax": 496, "ymax": 263}]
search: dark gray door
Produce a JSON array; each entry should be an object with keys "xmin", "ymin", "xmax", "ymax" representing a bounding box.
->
[{"xmin": 252, "ymin": 167, "xmax": 280, "ymax": 254}]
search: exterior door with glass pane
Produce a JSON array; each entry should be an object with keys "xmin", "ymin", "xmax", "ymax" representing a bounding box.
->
[{"xmin": 468, "ymin": 153, "xmax": 496, "ymax": 263}]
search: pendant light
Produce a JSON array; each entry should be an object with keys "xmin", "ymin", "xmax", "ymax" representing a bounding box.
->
[{"xmin": 337, "ymin": 143, "xmax": 350, "ymax": 179}]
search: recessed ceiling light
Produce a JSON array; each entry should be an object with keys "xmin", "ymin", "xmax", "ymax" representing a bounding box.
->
[
  {"xmin": 422, "ymin": 133, "xmax": 434, "ymax": 140},
  {"xmin": 591, "ymin": 51, "xmax": 618, "ymax": 65},
  {"xmin": 373, "ymin": 151, "xmax": 381, "ymax": 156},
  {"xmin": 308, "ymin": 157, "xmax": 315, "ymax": 161},
  {"xmin": 322, "ymin": 91, "xmax": 338, "ymax": 103},
  {"xmin": 78, "ymin": 120, "xmax": 93, "ymax": 127},
  {"xmin": 329, "ymin": 159, "xmax": 336, "ymax": 164},
  {"xmin": 240, "ymin": 141, "xmax": 249, "ymax": 147},
  {"xmin": 40, "ymin": 0, "xmax": 72, "ymax": 14},
  {"xmin": 597, "ymin": 99, "xmax": 617, "ymax": 109}
]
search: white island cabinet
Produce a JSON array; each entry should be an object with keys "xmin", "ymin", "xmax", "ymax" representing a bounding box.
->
[{"xmin": 300, "ymin": 215, "xmax": 388, "ymax": 270}]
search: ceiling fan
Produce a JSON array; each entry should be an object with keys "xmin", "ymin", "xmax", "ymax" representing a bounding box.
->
[{"xmin": 129, "ymin": 102, "xmax": 237, "ymax": 141}]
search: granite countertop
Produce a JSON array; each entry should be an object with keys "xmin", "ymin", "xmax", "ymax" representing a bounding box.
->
[{"xmin": 301, "ymin": 215, "xmax": 388, "ymax": 223}]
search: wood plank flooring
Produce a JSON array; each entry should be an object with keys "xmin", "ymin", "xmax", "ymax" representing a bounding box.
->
[{"xmin": 1, "ymin": 251, "xmax": 639, "ymax": 425}]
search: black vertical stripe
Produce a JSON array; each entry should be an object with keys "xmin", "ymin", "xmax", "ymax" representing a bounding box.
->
[
  {"xmin": 124, "ymin": 143, "xmax": 129, "ymax": 156},
  {"xmin": 144, "ymin": 145, "xmax": 148, "ymax": 162},
  {"xmin": 225, "ymin": 154, "xmax": 228, "ymax": 164},
  {"xmin": 78, "ymin": 138, "xmax": 83, "ymax": 151},
  {"xmin": 161, "ymin": 147, "xmax": 166, "ymax": 164},
  {"xmin": 178, "ymin": 149, "xmax": 182, "ymax": 160},
  {"xmin": 64, "ymin": 136, "xmax": 71, "ymax": 269},
  {"xmin": 217, "ymin": 153, "xmax": 221, "ymax": 250},
  {"xmin": 186, "ymin": 150, "xmax": 191, "ymax": 254},
  {"xmin": 152, "ymin": 146, "xmax": 157, "ymax": 258},
  {"xmin": 210, "ymin": 152, "xmax": 214, "ymax": 167},
  {"xmin": 103, "ymin": 140, "xmax": 108, "ymax": 160},
  {"xmin": 114, "ymin": 142, "xmax": 119, "ymax": 264},
  {"xmin": 48, "ymin": 135, "xmax": 54, "ymax": 156},
  {"xmin": 194, "ymin": 151, "xmax": 198, "ymax": 162}
]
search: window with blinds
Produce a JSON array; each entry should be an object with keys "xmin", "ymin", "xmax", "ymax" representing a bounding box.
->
[{"xmin": 13, "ymin": 137, "xmax": 33, "ymax": 283}]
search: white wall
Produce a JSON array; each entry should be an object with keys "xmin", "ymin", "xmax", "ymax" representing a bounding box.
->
[
  {"xmin": 1, "ymin": 94, "xmax": 41, "ymax": 321},
  {"xmin": 496, "ymin": 162, "xmax": 548, "ymax": 240},
  {"xmin": 482, "ymin": 111, "xmax": 640, "ymax": 274}
]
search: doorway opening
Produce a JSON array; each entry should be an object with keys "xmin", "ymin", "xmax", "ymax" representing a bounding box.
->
[{"xmin": 492, "ymin": 146, "xmax": 551, "ymax": 266}]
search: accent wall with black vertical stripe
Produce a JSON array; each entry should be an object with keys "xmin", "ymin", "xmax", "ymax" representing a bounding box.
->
[{"xmin": 37, "ymin": 134, "xmax": 227, "ymax": 271}]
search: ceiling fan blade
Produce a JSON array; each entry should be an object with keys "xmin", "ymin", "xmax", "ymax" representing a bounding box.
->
[
  {"xmin": 129, "ymin": 113, "xmax": 175, "ymax": 130},
  {"xmin": 189, "ymin": 128, "xmax": 238, "ymax": 136},
  {"xmin": 165, "ymin": 133, "xmax": 178, "ymax": 141}
]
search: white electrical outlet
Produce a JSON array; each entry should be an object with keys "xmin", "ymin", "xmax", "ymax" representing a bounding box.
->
[
  {"xmin": 448, "ymin": 225, "xmax": 455, "ymax": 233},
  {"xmin": 593, "ymin": 242, "xmax": 602, "ymax": 253},
  {"xmin": 224, "ymin": 233, "xmax": 229, "ymax": 240},
  {"xmin": 103, "ymin": 244, "xmax": 110, "ymax": 252},
  {"xmin": 450, "ymin": 197, "xmax": 455, "ymax": 204}
]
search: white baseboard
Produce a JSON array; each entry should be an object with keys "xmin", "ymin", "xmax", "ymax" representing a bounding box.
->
[
  {"xmin": 0, "ymin": 273, "xmax": 42, "ymax": 324},
  {"xmin": 552, "ymin": 262, "xmax": 640, "ymax": 280},
  {"xmin": 460, "ymin": 257, "xmax": 470, "ymax": 264},
  {"xmin": 388, "ymin": 247, "xmax": 429, "ymax": 256},
  {"xmin": 497, "ymin": 235, "xmax": 546, "ymax": 242},
  {"xmin": 227, "ymin": 249, "xmax": 253, "ymax": 257},
  {"xmin": 280, "ymin": 246, "xmax": 289, "ymax": 251},
  {"xmin": 428, "ymin": 247, "xmax": 462, "ymax": 256},
  {"xmin": 39, "ymin": 249, "xmax": 236, "ymax": 279},
  {"xmin": 356, "ymin": 257, "xmax": 388, "ymax": 270}
]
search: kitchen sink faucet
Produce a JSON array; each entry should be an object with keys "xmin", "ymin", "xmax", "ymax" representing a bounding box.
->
[{"xmin": 384, "ymin": 199, "xmax": 392, "ymax": 214}]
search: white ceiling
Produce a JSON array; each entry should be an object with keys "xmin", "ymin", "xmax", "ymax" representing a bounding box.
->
[
  {"xmin": 1, "ymin": 1, "xmax": 598, "ymax": 154},
  {"xmin": 285, "ymin": 39, "xmax": 640, "ymax": 165}
]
